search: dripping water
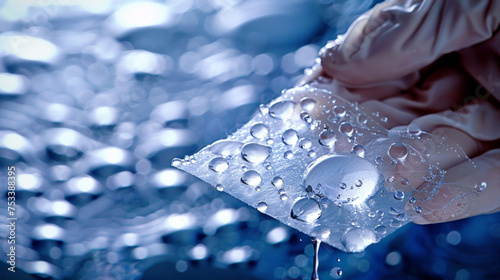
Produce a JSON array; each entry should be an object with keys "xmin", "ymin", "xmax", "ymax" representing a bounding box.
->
[{"xmin": 311, "ymin": 237, "xmax": 321, "ymax": 280}]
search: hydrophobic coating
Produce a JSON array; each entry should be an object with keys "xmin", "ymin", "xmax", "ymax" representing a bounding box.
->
[{"xmin": 174, "ymin": 85, "xmax": 471, "ymax": 252}]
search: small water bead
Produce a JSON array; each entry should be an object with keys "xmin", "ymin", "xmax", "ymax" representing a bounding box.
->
[
  {"xmin": 409, "ymin": 197, "xmax": 416, "ymax": 204},
  {"xmin": 394, "ymin": 190, "xmax": 405, "ymax": 200},
  {"xmin": 280, "ymin": 194, "xmax": 288, "ymax": 201},
  {"xmin": 388, "ymin": 143, "xmax": 408, "ymax": 162},
  {"xmin": 307, "ymin": 150, "xmax": 316, "ymax": 158},
  {"xmin": 368, "ymin": 212, "xmax": 376, "ymax": 218},
  {"xmin": 475, "ymin": 181, "xmax": 487, "ymax": 193},
  {"xmin": 300, "ymin": 97, "xmax": 317, "ymax": 111},
  {"xmin": 241, "ymin": 170, "xmax": 262, "ymax": 187},
  {"xmin": 351, "ymin": 144, "xmax": 365, "ymax": 158},
  {"xmin": 269, "ymin": 100, "xmax": 296, "ymax": 120},
  {"xmin": 300, "ymin": 112, "xmax": 312, "ymax": 123},
  {"xmin": 207, "ymin": 140, "xmax": 243, "ymax": 156},
  {"xmin": 257, "ymin": 202, "xmax": 268, "ymax": 213},
  {"xmin": 284, "ymin": 151, "xmax": 294, "ymax": 159},
  {"xmin": 333, "ymin": 105, "xmax": 346, "ymax": 117},
  {"xmin": 380, "ymin": 117, "xmax": 388, "ymax": 123},
  {"xmin": 387, "ymin": 176, "xmax": 395, "ymax": 183},
  {"xmin": 299, "ymin": 138, "xmax": 312, "ymax": 149},
  {"xmin": 250, "ymin": 123, "xmax": 269, "ymax": 139},
  {"xmin": 415, "ymin": 206, "xmax": 422, "ymax": 213},
  {"xmin": 319, "ymin": 130, "xmax": 336, "ymax": 147},
  {"xmin": 271, "ymin": 176, "xmax": 283, "ymax": 187},
  {"xmin": 357, "ymin": 113, "xmax": 368, "ymax": 125},
  {"xmin": 263, "ymin": 162, "xmax": 272, "ymax": 170},
  {"xmin": 422, "ymin": 149, "xmax": 430, "ymax": 158},
  {"xmin": 282, "ymin": 129, "xmax": 298, "ymax": 145},
  {"xmin": 375, "ymin": 225, "xmax": 387, "ymax": 234},
  {"xmin": 215, "ymin": 184, "xmax": 224, "ymax": 192},
  {"xmin": 401, "ymin": 178, "xmax": 409, "ymax": 185},
  {"xmin": 407, "ymin": 124, "xmax": 421, "ymax": 136},
  {"xmin": 171, "ymin": 158, "xmax": 182, "ymax": 167},
  {"xmin": 339, "ymin": 122, "xmax": 353, "ymax": 137},
  {"xmin": 355, "ymin": 180, "xmax": 362, "ymax": 187},
  {"xmin": 311, "ymin": 225, "xmax": 331, "ymax": 239},
  {"xmin": 208, "ymin": 157, "xmax": 229, "ymax": 173},
  {"xmin": 255, "ymin": 186, "xmax": 261, "ymax": 192},
  {"xmin": 290, "ymin": 198, "xmax": 322, "ymax": 223},
  {"xmin": 375, "ymin": 157, "xmax": 383, "ymax": 164},
  {"xmin": 241, "ymin": 143, "xmax": 271, "ymax": 164},
  {"xmin": 266, "ymin": 139, "xmax": 274, "ymax": 145},
  {"xmin": 259, "ymin": 104, "xmax": 269, "ymax": 115},
  {"xmin": 278, "ymin": 188, "xmax": 286, "ymax": 195},
  {"xmin": 322, "ymin": 106, "xmax": 330, "ymax": 114},
  {"xmin": 340, "ymin": 183, "xmax": 347, "ymax": 189}
]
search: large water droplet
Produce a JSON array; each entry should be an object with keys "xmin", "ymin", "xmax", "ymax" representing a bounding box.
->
[
  {"xmin": 300, "ymin": 97, "xmax": 317, "ymax": 111},
  {"xmin": 282, "ymin": 129, "xmax": 298, "ymax": 145},
  {"xmin": 257, "ymin": 202, "xmax": 268, "ymax": 213},
  {"xmin": 311, "ymin": 225, "xmax": 331, "ymax": 239},
  {"xmin": 303, "ymin": 154, "xmax": 383, "ymax": 204},
  {"xmin": 241, "ymin": 143, "xmax": 271, "ymax": 164},
  {"xmin": 290, "ymin": 198, "xmax": 322, "ymax": 223},
  {"xmin": 269, "ymin": 101, "xmax": 296, "ymax": 119},
  {"xmin": 388, "ymin": 143, "xmax": 408, "ymax": 162},
  {"xmin": 208, "ymin": 157, "xmax": 229, "ymax": 173},
  {"xmin": 207, "ymin": 140, "xmax": 243, "ymax": 156},
  {"xmin": 351, "ymin": 144, "xmax": 365, "ymax": 158},
  {"xmin": 241, "ymin": 170, "xmax": 261, "ymax": 186},
  {"xmin": 341, "ymin": 228, "xmax": 377, "ymax": 253},
  {"xmin": 319, "ymin": 130, "xmax": 336, "ymax": 148},
  {"xmin": 339, "ymin": 122, "xmax": 353, "ymax": 137},
  {"xmin": 394, "ymin": 190, "xmax": 405, "ymax": 200},
  {"xmin": 250, "ymin": 123, "xmax": 269, "ymax": 139}
]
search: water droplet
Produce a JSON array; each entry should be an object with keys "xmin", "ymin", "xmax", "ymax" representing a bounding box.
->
[
  {"xmin": 300, "ymin": 112, "xmax": 312, "ymax": 123},
  {"xmin": 311, "ymin": 225, "xmax": 331, "ymax": 239},
  {"xmin": 401, "ymin": 178, "xmax": 409, "ymax": 185},
  {"xmin": 388, "ymin": 143, "xmax": 408, "ymax": 162},
  {"xmin": 300, "ymin": 97, "xmax": 317, "ymax": 111},
  {"xmin": 208, "ymin": 157, "xmax": 229, "ymax": 173},
  {"xmin": 341, "ymin": 228, "xmax": 377, "ymax": 253},
  {"xmin": 303, "ymin": 154, "xmax": 383, "ymax": 204},
  {"xmin": 307, "ymin": 150, "xmax": 316, "ymax": 158},
  {"xmin": 368, "ymin": 212, "xmax": 376, "ymax": 218},
  {"xmin": 250, "ymin": 123, "xmax": 269, "ymax": 139},
  {"xmin": 271, "ymin": 176, "xmax": 283, "ymax": 187},
  {"xmin": 387, "ymin": 176, "xmax": 395, "ymax": 183},
  {"xmin": 336, "ymin": 268, "xmax": 343, "ymax": 276},
  {"xmin": 394, "ymin": 190, "xmax": 405, "ymax": 200},
  {"xmin": 207, "ymin": 140, "xmax": 243, "ymax": 156},
  {"xmin": 409, "ymin": 197, "xmax": 416, "ymax": 204},
  {"xmin": 255, "ymin": 186, "xmax": 261, "ymax": 192},
  {"xmin": 333, "ymin": 105, "xmax": 346, "ymax": 117},
  {"xmin": 280, "ymin": 194, "xmax": 288, "ymax": 201},
  {"xmin": 172, "ymin": 158, "xmax": 182, "ymax": 167},
  {"xmin": 380, "ymin": 117, "xmax": 388, "ymax": 123},
  {"xmin": 278, "ymin": 188, "xmax": 286, "ymax": 195},
  {"xmin": 284, "ymin": 150, "xmax": 294, "ymax": 159},
  {"xmin": 241, "ymin": 143, "xmax": 271, "ymax": 164},
  {"xmin": 266, "ymin": 138, "xmax": 274, "ymax": 145},
  {"xmin": 339, "ymin": 122, "xmax": 353, "ymax": 137},
  {"xmin": 215, "ymin": 184, "xmax": 224, "ymax": 192},
  {"xmin": 257, "ymin": 202, "xmax": 268, "ymax": 213},
  {"xmin": 269, "ymin": 101, "xmax": 296, "ymax": 119},
  {"xmin": 319, "ymin": 130, "xmax": 336, "ymax": 147},
  {"xmin": 241, "ymin": 170, "xmax": 261, "ymax": 187},
  {"xmin": 351, "ymin": 144, "xmax": 365, "ymax": 158},
  {"xmin": 375, "ymin": 157, "xmax": 383, "ymax": 164},
  {"xmin": 290, "ymin": 198, "xmax": 322, "ymax": 223},
  {"xmin": 357, "ymin": 113, "xmax": 368, "ymax": 125},
  {"xmin": 375, "ymin": 225, "xmax": 387, "ymax": 234},
  {"xmin": 415, "ymin": 206, "xmax": 422, "ymax": 213},
  {"xmin": 422, "ymin": 149, "xmax": 430, "ymax": 158},
  {"xmin": 407, "ymin": 124, "xmax": 421, "ymax": 136},
  {"xmin": 282, "ymin": 129, "xmax": 298, "ymax": 145},
  {"xmin": 259, "ymin": 104, "xmax": 269, "ymax": 115},
  {"xmin": 475, "ymin": 181, "xmax": 487, "ymax": 193},
  {"xmin": 299, "ymin": 138, "xmax": 312, "ymax": 149}
]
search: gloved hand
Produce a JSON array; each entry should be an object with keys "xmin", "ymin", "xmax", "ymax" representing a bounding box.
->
[{"xmin": 301, "ymin": 0, "xmax": 500, "ymax": 224}]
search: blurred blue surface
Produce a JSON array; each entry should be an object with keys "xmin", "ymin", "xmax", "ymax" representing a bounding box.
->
[{"xmin": 0, "ymin": 0, "xmax": 499, "ymax": 279}]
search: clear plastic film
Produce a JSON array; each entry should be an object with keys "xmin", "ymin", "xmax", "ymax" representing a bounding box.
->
[{"xmin": 175, "ymin": 85, "xmax": 482, "ymax": 252}]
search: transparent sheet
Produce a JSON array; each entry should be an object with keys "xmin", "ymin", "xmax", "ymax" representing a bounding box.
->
[{"xmin": 175, "ymin": 85, "xmax": 476, "ymax": 252}]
